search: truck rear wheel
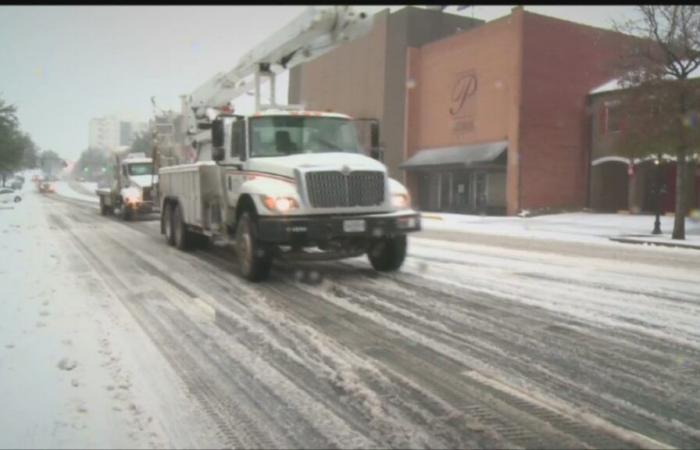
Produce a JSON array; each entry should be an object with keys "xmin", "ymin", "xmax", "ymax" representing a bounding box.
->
[
  {"xmin": 235, "ymin": 212, "xmax": 272, "ymax": 282},
  {"xmin": 173, "ymin": 203, "xmax": 194, "ymax": 251},
  {"xmin": 368, "ymin": 235, "xmax": 407, "ymax": 272},
  {"xmin": 163, "ymin": 203, "xmax": 175, "ymax": 246}
]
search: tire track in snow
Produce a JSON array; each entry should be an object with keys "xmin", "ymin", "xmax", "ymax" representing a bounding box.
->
[
  {"xmin": 331, "ymin": 257, "xmax": 700, "ymax": 448},
  {"xmin": 46, "ymin": 195, "xmax": 695, "ymax": 448}
]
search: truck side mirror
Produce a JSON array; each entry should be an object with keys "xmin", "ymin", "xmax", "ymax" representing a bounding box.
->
[
  {"xmin": 371, "ymin": 146, "xmax": 384, "ymax": 162},
  {"xmin": 212, "ymin": 147, "xmax": 225, "ymax": 162},
  {"xmin": 370, "ymin": 121, "xmax": 379, "ymax": 149},
  {"xmin": 212, "ymin": 119, "xmax": 225, "ymax": 148},
  {"xmin": 369, "ymin": 121, "xmax": 382, "ymax": 161}
]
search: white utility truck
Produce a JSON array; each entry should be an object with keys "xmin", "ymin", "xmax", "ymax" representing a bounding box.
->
[
  {"xmin": 96, "ymin": 152, "xmax": 157, "ymax": 220},
  {"xmin": 157, "ymin": 6, "xmax": 421, "ymax": 281}
]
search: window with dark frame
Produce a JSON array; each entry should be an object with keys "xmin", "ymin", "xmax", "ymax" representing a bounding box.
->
[{"xmin": 604, "ymin": 101, "xmax": 622, "ymax": 134}]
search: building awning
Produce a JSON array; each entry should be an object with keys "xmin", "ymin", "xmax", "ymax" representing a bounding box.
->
[{"xmin": 400, "ymin": 140, "xmax": 507, "ymax": 171}]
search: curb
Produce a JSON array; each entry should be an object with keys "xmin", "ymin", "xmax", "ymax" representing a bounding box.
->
[
  {"xmin": 609, "ymin": 236, "xmax": 700, "ymax": 251},
  {"xmin": 420, "ymin": 214, "xmax": 443, "ymax": 221}
]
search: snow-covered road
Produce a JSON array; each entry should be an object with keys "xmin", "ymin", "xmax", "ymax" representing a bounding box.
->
[{"xmin": 2, "ymin": 188, "xmax": 700, "ymax": 448}]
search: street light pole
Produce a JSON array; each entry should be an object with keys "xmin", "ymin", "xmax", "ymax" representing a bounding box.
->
[{"xmin": 652, "ymin": 155, "xmax": 662, "ymax": 235}]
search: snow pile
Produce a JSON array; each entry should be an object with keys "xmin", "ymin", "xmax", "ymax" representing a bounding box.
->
[
  {"xmin": 0, "ymin": 191, "xmax": 214, "ymax": 448},
  {"xmin": 73, "ymin": 182, "xmax": 99, "ymax": 195},
  {"xmin": 52, "ymin": 181, "xmax": 99, "ymax": 204},
  {"xmin": 420, "ymin": 211, "xmax": 700, "ymax": 246}
]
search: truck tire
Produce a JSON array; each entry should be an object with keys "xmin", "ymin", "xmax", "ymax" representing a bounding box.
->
[
  {"xmin": 163, "ymin": 203, "xmax": 175, "ymax": 246},
  {"xmin": 194, "ymin": 233, "xmax": 211, "ymax": 250},
  {"xmin": 235, "ymin": 212, "xmax": 272, "ymax": 282},
  {"xmin": 119, "ymin": 203, "xmax": 133, "ymax": 221},
  {"xmin": 173, "ymin": 203, "xmax": 194, "ymax": 251},
  {"xmin": 367, "ymin": 235, "xmax": 407, "ymax": 272}
]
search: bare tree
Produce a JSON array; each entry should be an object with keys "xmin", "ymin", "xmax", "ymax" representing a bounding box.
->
[{"xmin": 614, "ymin": 5, "xmax": 700, "ymax": 240}]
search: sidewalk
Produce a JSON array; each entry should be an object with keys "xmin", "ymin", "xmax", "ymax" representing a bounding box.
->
[
  {"xmin": 419, "ymin": 211, "xmax": 700, "ymax": 251},
  {"xmin": 609, "ymin": 233, "xmax": 700, "ymax": 250}
]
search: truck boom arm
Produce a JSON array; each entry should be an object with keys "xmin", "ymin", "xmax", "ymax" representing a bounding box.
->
[{"xmin": 185, "ymin": 6, "xmax": 373, "ymax": 127}]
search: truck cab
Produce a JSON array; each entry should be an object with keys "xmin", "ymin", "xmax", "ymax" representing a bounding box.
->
[
  {"xmin": 96, "ymin": 153, "xmax": 157, "ymax": 220},
  {"xmin": 158, "ymin": 109, "xmax": 420, "ymax": 281}
]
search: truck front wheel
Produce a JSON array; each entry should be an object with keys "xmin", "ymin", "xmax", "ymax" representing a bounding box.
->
[
  {"xmin": 119, "ymin": 202, "xmax": 133, "ymax": 221},
  {"xmin": 235, "ymin": 212, "xmax": 272, "ymax": 282},
  {"xmin": 367, "ymin": 235, "xmax": 407, "ymax": 272}
]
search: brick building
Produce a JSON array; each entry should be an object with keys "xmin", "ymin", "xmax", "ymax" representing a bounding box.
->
[
  {"xmin": 290, "ymin": 6, "xmax": 637, "ymax": 215},
  {"xmin": 401, "ymin": 7, "xmax": 638, "ymax": 215}
]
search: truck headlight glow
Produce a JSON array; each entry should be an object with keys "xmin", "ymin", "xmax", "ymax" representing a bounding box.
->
[
  {"xmin": 262, "ymin": 196, "xmax": 299, "ymax": 213},
  {"xmin": 391, "ymin": 193, "xmax": 410, "ymax": 209}
]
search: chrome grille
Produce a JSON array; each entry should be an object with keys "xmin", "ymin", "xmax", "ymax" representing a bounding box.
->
[{"xmin": 305, "ymin": 171, "xmax": 385, "ymax": 208}]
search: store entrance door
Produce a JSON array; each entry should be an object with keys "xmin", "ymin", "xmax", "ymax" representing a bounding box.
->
[
  {"xmin": 474, "ymin": 171, "xmax": 487, "ymax": 213},
  {"xmin": 453, "ymin": 171, "xmax": 472, "ymax": 213}
]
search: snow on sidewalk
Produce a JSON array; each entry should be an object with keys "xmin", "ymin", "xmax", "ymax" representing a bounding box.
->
[
  {"xmin": 0, "ymin": 191, "xmax": 215, "ymax": 448},
  {"xmin": 420, "ymin": 211, "xmax": 700, "ymax": 248}
]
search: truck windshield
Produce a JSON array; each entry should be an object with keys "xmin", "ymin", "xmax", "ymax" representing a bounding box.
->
[
  {"xmin": 127, "ymin": 163, "xmax": 153, "ymax": 176},
  {"xmin": 249, "ymin": 116, "xmax": 362, "ymax": 157}
]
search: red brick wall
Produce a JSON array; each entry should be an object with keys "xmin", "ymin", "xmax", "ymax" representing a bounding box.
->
[
  {"xmin": 518, "ymin": 11, "xmax": 634, "ymax": 211},
  {"xmin": 404, "ymin": 12, "xmax": 524, "ymax": 213}
]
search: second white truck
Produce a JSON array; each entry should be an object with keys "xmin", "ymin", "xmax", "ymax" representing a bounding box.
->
[{"xmin": 96, "ymin": 153, "xmax": 157, "ymax": 220}]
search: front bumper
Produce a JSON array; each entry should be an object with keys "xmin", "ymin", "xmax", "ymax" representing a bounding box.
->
[
  {"xmin": 256, "ymin": 210, "xmax": 421, "ymax": 244},
  {"xmin": 125, "ymin": 201, "xmax": 155, "ymax": 213}
]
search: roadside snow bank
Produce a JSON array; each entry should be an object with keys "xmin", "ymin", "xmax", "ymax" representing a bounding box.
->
[
  {"xmin": 0, "ymin": 191, "xmax": 217, "ymax": 448},
  {"xmin": 52, "ymin": 181, "xmax": 98, "ymax": 204},
  {"xmin": 420, "ymin": 211, "xmax": 700, "ymax": 245}
]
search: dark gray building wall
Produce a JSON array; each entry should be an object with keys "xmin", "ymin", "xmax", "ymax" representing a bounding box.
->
[
  {"xmin": 288, "ymin": 64, "xmax": 301, "ymax": 105},
  {"xmin": 383, "ymin": 7, "xmax": 483, "ymax": 181},
  {"xmin": 288, "ymin": 7, "xmax": 483, "ymax": 181},
  {"xmin": 288, "ymin": 9, "xmax": 390, "ymax": 133}
]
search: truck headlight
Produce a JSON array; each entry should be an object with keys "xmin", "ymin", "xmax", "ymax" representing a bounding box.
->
[
  {"xmin": 391, "ymin": 193, "xmax": 410, "ymax": 209},
  {"xmin": 262, "ymin": 195, "xmax": 299, "ymax": 213}
]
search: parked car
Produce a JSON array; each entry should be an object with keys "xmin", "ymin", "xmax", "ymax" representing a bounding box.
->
[
  {"xmin": 38, "ymin": 182, "xmax": 54, "ymax": 194},
  {"xmin": 0, "ymin": 187, "xmax": 22, "ymax": 203}
]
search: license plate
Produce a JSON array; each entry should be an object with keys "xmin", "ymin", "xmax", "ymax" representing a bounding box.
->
[{"xmin": 343, "ymin": 219, "xmax": 366, "ymax": 233}]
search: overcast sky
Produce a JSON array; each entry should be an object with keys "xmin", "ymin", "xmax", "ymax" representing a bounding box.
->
[{"xmin": 0, "ymin": 5, "xmax": 639, "ymax": 162}]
